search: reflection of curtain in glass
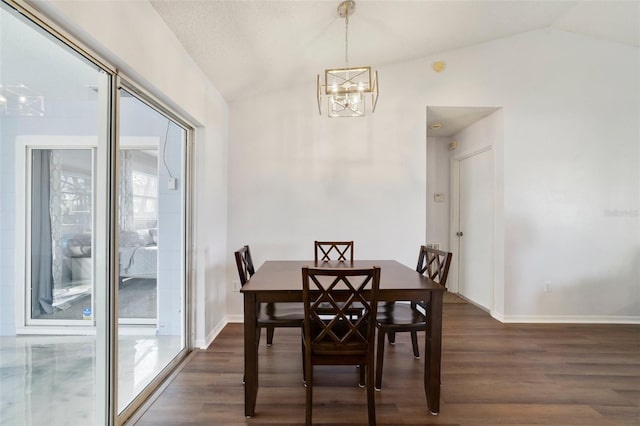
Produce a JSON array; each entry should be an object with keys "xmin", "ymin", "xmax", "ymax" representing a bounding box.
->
[
  {"xmin": 120, "ymin": 150, "xmax": 134, "ymax": 231},
  {"xmin": 49, "ymin": 150, "xmax": 63, "ymax": 287},
  {"xmin": 31, "ymin": 150, "xmax": 54, "ymax": 315}
]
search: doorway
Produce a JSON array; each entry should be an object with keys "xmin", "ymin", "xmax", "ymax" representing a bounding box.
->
[
  {"xmin": 452, "ymin": 147, "xmax": 494, "ymax": 310},
  {"xmin": 426, "ymin": 106, "xmax": 502, "ymax": 314}
]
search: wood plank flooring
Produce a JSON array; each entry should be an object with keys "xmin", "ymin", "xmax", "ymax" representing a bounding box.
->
[{"xmin": 132, "ymin": 303, "xmax": 640, "ymax": 425}]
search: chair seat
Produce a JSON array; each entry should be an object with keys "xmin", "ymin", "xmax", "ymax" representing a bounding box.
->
[
  {"xmin": 258, "ymin": 302, "xmax": 305, "ymax": 325},
  {"xmin": 306, "ymin": 319, "xmax": 370, "ymax": 354},
  {"xmin": 376, "ymin": 302, "xmax": 426, "ymax": 326},
  {"xmin": 310, "ymin": 342, "xmax": 369, "ymax": 356}
]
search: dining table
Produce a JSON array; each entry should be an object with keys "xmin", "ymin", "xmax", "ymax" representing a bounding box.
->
[{"xmin": 241, "ymin": 259, "xmax": 446, "ymax": 417}]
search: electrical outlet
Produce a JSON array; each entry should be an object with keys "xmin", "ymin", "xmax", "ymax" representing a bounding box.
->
[
  {"xmin": 233, "ymin": 280, "xmax": 241, "ymax": 292},
  {"xmin": 544, "ymin": 281, "xmax": 552, "ymax": 293}
]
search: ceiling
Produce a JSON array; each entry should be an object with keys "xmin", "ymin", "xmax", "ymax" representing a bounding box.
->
[
  {"xmin": 427, "ymin": 106, "xmax": 499, "ymax": 137},
  {"xmin": 150, "ymin": 0, "xmax": 639, "ymax": 104}
]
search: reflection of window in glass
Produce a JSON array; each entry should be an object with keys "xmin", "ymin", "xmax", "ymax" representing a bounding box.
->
[
  {"xmin": 30, "ymin": 149, "xmax": 93, "ymax": 319},
  {"xmin": 120, "ymin": 150, "xmax": 158, "ymax": 232},
  {"xmin": 132, "ymin": 170, "xmax": 158, "ymax": 223},
  {"xmin": 61, "ymin": 170, "xmax": 92, "ymax": 237}
]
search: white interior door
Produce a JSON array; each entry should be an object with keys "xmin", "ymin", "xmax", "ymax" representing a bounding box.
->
[{"xmin": 457, "ymin": 148, "xmax": 493, "ymax": 310}]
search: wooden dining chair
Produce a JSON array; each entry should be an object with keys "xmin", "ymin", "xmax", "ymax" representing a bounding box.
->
[
  {"xmin": 235, "ymin": 245, "xmax": 304, "ymax": 347},
  {"xmin": 302, "ymin": 266, "xmax": 380, "ymax": 426},
  {"xmin": 314, "ymin": 240, "xmax": 354, "ymax": 262},
  {"xmin": 374, "ymin": 245, "xmax": 452, "ymax": 391},
  {"xmin": 314, "ymin": 240, "xmax": 361, "ymax": 319}
]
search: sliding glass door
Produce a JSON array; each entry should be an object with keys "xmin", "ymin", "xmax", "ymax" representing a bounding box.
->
[
  {"xmin": 117, "ymin": 88, "xmax": 187, "ymax": 414},
  {"xmin": 1, "ymin": 1, "xmax": 192, "ymax": 424}
]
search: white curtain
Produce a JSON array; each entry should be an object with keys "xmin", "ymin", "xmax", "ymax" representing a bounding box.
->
[
  {"xmin": 49, "ymin": 150, "xmax": 63, "ymax": 289},
  {"xmin": 119, "ymin": 150, "xmax": 134, "ymax": 231}
]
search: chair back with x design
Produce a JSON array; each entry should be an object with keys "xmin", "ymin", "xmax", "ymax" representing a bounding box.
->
[
  {"xmin": 234, "ymin": 245, "xmax": 255, "ymax": 286},
  {"xmin": 416, "ymin": 245, "xmax": 452, "ymax": 286},
  {"xmin": 302, "ymin": 266, "xmax": 379, "ymax": 357},
  {"xmin": 314, "ymin": 241, "xmax": 354, "ymax": 262}
]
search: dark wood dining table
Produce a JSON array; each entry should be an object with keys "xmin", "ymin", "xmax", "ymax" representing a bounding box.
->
[{"xmin": 241, "ymin": 259, "xmax": 446, "ymax": 417}]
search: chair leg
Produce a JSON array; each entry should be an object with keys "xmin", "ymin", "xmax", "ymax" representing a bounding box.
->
[
  {"xmin": 411, "ymin": 331, "xmax": 420, "ymax": 359},
  {"xmin": 305, "ymin": 364, "xmax": 313, "ymax": 426},
  {"xmin": 366, "ymin": 365, "xmax": 376, "ymax": 426},
  {"xmin": 266, "ymin": 327, "xmax": 275, "ymax": 346},
  {"xmin": 302, "ymin": 337, "xmax": 307, "ymax": 386},
  {"xmin": 387, "ymin": 331, "xmax": 396, "ymax": 345},
  {"xmin": 359, "ymin": 364, "xmax": 365, "ymax": 387},
  {"xmin": 375, "ymin": 328, "xmax": 386, "ymax": 391}
]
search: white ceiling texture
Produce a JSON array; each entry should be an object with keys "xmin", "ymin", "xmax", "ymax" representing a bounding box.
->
[{"xmin": 150, "ymin": 0, "xmax": 638, "ymax": 135}]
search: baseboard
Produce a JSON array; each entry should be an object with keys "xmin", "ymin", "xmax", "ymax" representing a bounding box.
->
[
  {"xmin": 198, "ymin": 317, "xmax": 228, "ymax": 349},
  {"xmin": 490, "ymin": 310, "xmax": 504, "ymax": 322},
  {"xmin": 501, "ymin": 315, "xmax": 640, "ymax": 324},
  {"xmin": 199, "ymin": 313, "xmax": 639, "ymax": 348},
  {"xmin": 226, "ymin": 314, "xmax": 243, "ymax": 323}
]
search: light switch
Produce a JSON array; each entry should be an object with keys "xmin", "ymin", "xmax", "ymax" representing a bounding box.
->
[
  {"xmin": 168, "ymin": 177, "xmax": 177, "ymax": 190},
  {"xmin": 434, "ymin": 193, "xmax": 445, "ymax": 202}
]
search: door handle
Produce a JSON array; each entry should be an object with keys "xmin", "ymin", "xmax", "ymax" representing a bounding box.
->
[{"xmin": 456, "ymin": 231, "xmax": 464, "ymax": 237}]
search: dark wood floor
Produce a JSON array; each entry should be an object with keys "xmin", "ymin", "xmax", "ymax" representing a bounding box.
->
[{"xmin": 133, "ymin": 302, "xmax": 640, "ymax": 425}]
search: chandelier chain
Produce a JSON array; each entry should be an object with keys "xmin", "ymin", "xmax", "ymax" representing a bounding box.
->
[{"xmin": 345, "ymin": 13, "xmax": 349, "ymax": 69}]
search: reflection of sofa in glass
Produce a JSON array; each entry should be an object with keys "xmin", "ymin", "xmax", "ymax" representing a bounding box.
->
[
  {"xmin": 65, "ymin": 229, "xmax": 158, "ymax": 284},
  {"xmin": 64, "ymin": 233, "xmax": 92, "ymax": 282},
  {"xmin": 56, "ymin": 233, "xmax": 92, "ymax": 310},
  {"xmin": 119, "ymin": 229, "xmax": 158, "ymax": 281}
]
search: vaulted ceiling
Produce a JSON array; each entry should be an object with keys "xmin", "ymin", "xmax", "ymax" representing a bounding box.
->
[{"xmin": 150, "ymin": 1, "xmax": 639, "ymax": 102}]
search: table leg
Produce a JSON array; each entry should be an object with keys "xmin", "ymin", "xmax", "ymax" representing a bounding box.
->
[
  {"xmin": 424, "ymin": 290, "xmax": 443, "ymax": 415},
  {"xmin": 244, "ymin": 293, "xmax": 258, "ymax": 417}
]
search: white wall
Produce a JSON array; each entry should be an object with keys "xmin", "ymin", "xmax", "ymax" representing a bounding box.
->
[
  {"xmin": 426, "ymin": 136, "xmax": 451, "ymax": 251},
  {"xmin": 30, "ymin": 0, "xmax": 230, "ymax": 346},
  {"xmin": 228, "ymin": 28, "xmax": 639, "ymax": 322},
  {"xmin": 227, "ymin": 80, "xmax": 427, "ymax": 315}
]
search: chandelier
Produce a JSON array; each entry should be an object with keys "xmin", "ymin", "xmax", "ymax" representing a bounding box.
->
[
  {"xmin": 0, "ymin": 84, "xmax": 45, "ymax": 117},
  {"xmin": 317, "ymin": 1, "xmax": 378, "ymax": 118}
]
